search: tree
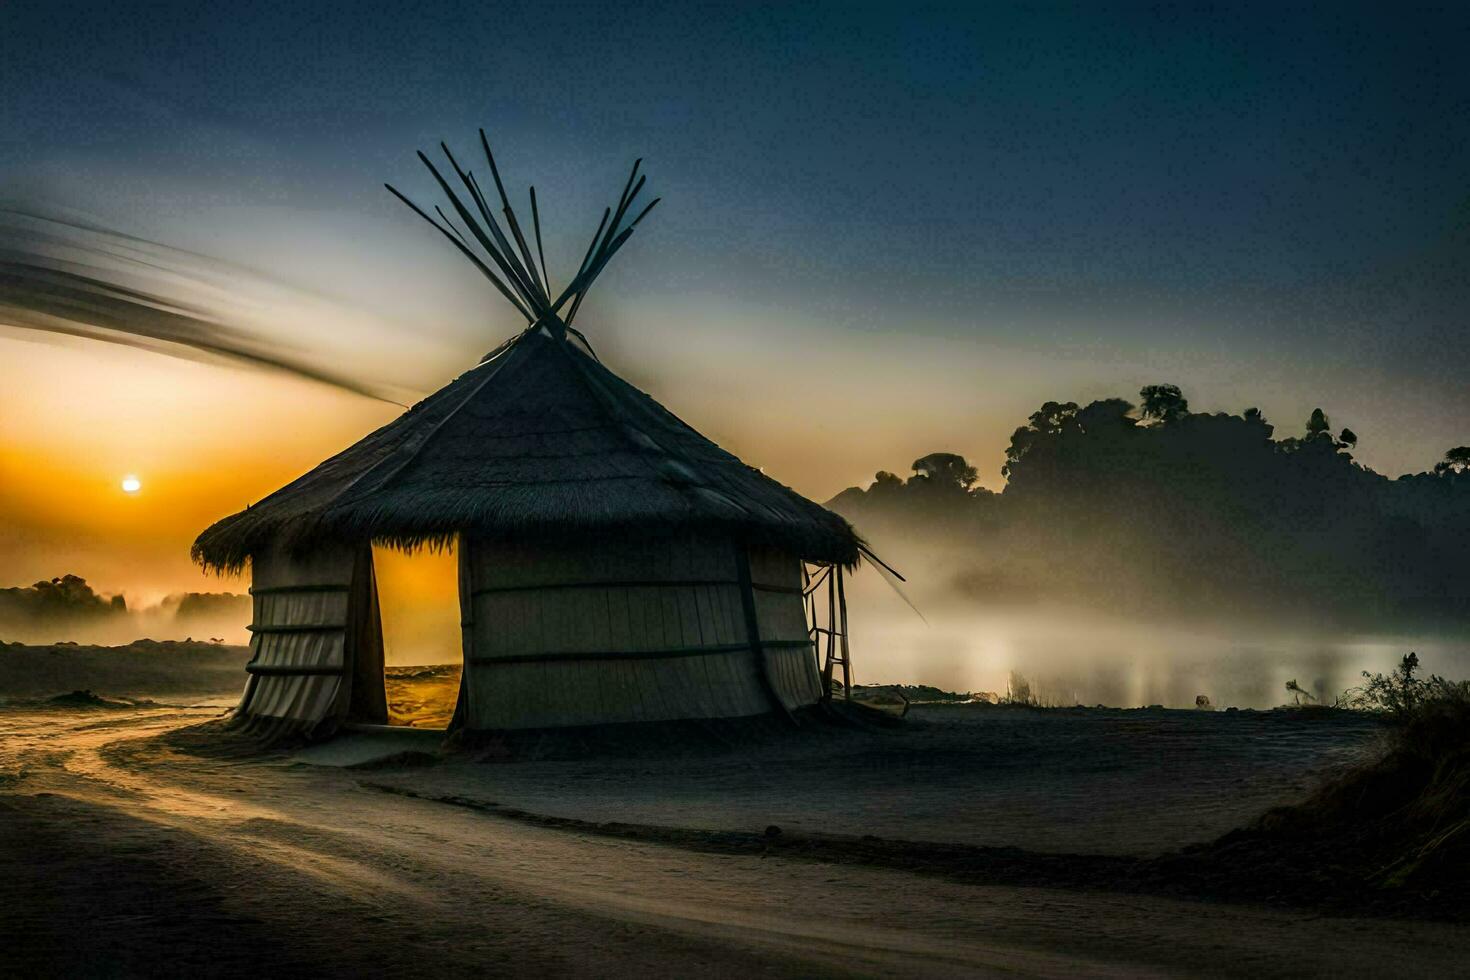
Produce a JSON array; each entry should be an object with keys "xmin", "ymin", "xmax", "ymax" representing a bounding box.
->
[
  {"xmin": 1078, "ymin": 398, "xmax": 1135, "ymax": 432},
  {"xmin": 1027, "ymin": 401, "xmax": 1081, "ymax": 435},
  {"xmin": 1238, "ymin": 407, "xmax": 1274, "ymax": 439},
  {"xmin": 1349, "ymin": 652, "xmax": 1429, "ymax": 718},
  {"xmin": 1285, "ymin": 408, "xmax": 1349, "ymax": 456},
  {"xmin": 1306, "ymin": 408, "xmax": 1331, "ymax": 438},
  {"xmin": 867, "ymin": 470, "xmax": 905, "ymax": 500},
  {"xmin": 1139, "ymin": 384, "xmax": 1188, "ymax": 424},
  {"xmin": 910, "ymin": 452, "xmax": 978, "ymax": 491},
  {"xmin": 1434, "ymin": 446, "xmax": 1470, "ymax": 475},
  {"xmin": 873, "ymin": 470, "xmax": 903, "ymax": 489},
  {"xmin": 1002, "ymin": 402, "xmax": 1083, "ymax": 478}
]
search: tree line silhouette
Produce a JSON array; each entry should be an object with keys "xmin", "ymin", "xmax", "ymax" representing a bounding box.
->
[
  {"xmin": 830, "ymin": 385, "xmax": 1470, "ymax": 628},
  {"xmin": 0, "ymin": 576, "xmax": 248, "ymax": 645}
]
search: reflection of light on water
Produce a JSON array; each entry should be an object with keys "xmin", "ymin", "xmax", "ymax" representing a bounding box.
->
[{"xmin": 843, "ymin": 573, "xmax": 1470, "ymax": 708}]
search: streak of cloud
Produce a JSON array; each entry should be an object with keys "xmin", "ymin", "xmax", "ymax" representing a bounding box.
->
[{"xmin": 0, "ymin": 207, "xmax": 413, "ymax": 405}]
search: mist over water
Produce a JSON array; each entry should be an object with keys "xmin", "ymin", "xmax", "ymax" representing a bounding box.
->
[
  {"xmin": 824, "ymin": 390, "xmax": 1470, "ymax": 709},
  {"xmin": 844, "ymin": 572, "xmax": 1470, "ymax": 709},
  {"xmin": 8, "ymin": 555, "xmax": 1463, "ymax": 709},
  {"xmin": 0, "ymin": 574, "xmax": 249, "ymax": 647}
]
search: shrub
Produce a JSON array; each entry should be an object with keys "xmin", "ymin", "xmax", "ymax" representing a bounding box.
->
[
  {"xmin": 1248, "ymin": 662, "xmax": 1470, "ymax": 900},
  {"xmin": 1002, "ymin": 671, "xmax": 1035, "ymax": 706},
  {"xmin": 1346, "ymin": 652, "xmax": 1468, "ymax": 720}
]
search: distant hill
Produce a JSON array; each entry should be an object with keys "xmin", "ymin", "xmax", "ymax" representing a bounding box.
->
[{"xmin": 0, "ymin": 576, "xmax": 249, "ymax": 645}]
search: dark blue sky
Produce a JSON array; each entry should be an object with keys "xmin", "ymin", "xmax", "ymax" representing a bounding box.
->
[{"xmin": 3, "ymin": 0, "xmax": 1468, "ymax": 484}]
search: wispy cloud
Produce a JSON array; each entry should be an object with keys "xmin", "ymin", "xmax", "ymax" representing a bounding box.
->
[{"xmin": 0, "ymin": 206, "xmax": 414, "ymax": 405}]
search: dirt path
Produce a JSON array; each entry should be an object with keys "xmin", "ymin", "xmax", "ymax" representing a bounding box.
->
[{"xmin": 1, "ymin": 707, "xmax": 1465, "ymax": 978}]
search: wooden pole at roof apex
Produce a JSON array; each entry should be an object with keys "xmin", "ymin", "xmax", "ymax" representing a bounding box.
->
[
  {"xmin": 478, "ymin": 130, "xmax": 545, "ymax": 299},
  {"xmin": 385, "ymin": 131, "xmax": 658, "ymax": 335},
  {"xmin": 530, "ymin": 187, "xmax": 551, "ymax": 297}
]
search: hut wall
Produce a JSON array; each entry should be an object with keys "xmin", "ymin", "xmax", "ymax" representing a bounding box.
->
[
  {"xmin": 460, "ymin": 533, "xmax": 821, "ymax": 730},
  {"xmin": 747, "ymin": 545, "xmax": 826, "ymax": 710},
  {"xmin": 235, "ymin": 542, "xmax": 382, "ymax": 738}
]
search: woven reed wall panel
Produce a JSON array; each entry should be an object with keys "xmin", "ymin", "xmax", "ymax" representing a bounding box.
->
[
  {"xmin": 237, "ymin": 543, "xmax": 354, "ymax": 729},
  {"xmin": 462, "ymin": 533, "xmax": 779, "ymax": 729},
  {"xmin": 749, "ymin": 545, "xmax": 823, "ymax": 709}
]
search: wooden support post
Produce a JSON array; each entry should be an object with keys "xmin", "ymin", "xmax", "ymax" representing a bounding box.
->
[
  {"xmin": 837, "ymin": 564, "xmax": 851, "ymax": 699},
  {"xmin": 825, "ymin": 564, "xmax": 837, "ymax": 697}
]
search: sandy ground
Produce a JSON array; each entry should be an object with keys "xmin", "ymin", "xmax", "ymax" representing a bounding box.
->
[
  {"xmin": 1, "ymin": 696, "xmax": 1466, "ymax": 978},
  {"xmin": 373, "ymin": 702, "xmax": 1385, "ymax": 856}
]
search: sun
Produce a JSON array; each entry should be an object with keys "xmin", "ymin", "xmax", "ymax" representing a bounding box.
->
[{"xmin": 121, "ymin": 475, "xmax": 142, "ymax": 494}]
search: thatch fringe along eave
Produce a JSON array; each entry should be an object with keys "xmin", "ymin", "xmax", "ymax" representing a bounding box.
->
[{"xmin": 192, "ymin": 328, "xmax": 861, "ymax": 574}]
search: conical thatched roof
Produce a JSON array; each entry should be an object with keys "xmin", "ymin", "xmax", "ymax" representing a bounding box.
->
[
  {"xmin": 193, "ymin": 133, "xmax": 863, "ymax": 573},
  {"xmin": 193, "ymin": 325, "xmax": 860, "ymax": 572}
]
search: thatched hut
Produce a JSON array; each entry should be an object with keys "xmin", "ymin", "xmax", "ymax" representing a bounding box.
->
[{"xmin": 193, "ymin": 135, "xmax": 872, "ymax": 740}]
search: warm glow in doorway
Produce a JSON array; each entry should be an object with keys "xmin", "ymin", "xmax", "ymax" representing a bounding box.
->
[{"xmin": 373, "ymin": 543, "xmax": 462, "ymax": 728}]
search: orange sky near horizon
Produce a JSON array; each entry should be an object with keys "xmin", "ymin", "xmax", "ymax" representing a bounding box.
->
[
  {"xmin": 1, "ymin": 280, "xmax": 1456, "ymax": 616},
  {"xmin": 1, "ymin": 294, "xmax": 1052, "ymax": 602},
  {"xmin": 0, "ymin": 335, "xmax": 395, "ymax": 603}
]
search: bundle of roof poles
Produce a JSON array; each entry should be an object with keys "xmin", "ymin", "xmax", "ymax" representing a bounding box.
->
[
  {"xmin": 385, "ymin": 129, "xmax": 659, "ymax": 349},
  {"xmin": 382, "ymin": 129, "xmax": 908, "ymax": 592}
]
